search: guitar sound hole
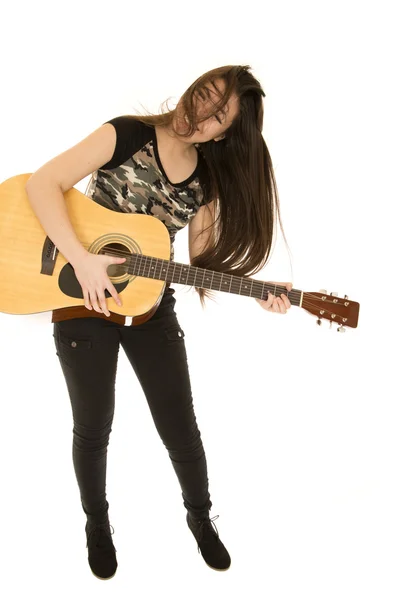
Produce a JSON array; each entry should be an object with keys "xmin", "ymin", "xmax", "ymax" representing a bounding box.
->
[{"xmin": 102, "ymin": 242, "xmax": 130, "ymax": 277}]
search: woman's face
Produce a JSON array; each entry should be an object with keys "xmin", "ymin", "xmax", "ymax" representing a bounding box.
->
[{"xmin": 175, "ymin": 78, "xmax": 240, "ymax": 143}]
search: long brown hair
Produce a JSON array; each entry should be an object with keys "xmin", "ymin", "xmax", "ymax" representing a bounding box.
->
[{"xmin": 129, "ymin": 65, "xmax": 290, "ymax": 307}]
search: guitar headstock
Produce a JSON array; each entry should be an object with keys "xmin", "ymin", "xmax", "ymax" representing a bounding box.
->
[{"xmin": 302, "ymin": 290, "xmax": 360, "ymax": 330}]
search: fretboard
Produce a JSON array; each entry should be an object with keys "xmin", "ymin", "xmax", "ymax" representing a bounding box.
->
[{"xmin": 123, "ymin": 253, "xmax": 302, "ymax": 306}]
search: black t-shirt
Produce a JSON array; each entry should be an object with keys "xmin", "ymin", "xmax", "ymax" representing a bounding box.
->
[{"xmin": 86, "ymin": 115, "xmax": 210, "ymax": 261}]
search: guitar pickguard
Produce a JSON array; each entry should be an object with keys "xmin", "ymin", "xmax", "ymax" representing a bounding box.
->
[{"xmin": 58, "ymin": 262, "xmax": 129, "ymax": 299}]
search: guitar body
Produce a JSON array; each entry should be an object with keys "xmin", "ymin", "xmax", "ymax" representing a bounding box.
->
[{"xmin": 0, "ymin": 173, "xmax": 170, "ymax": 318}]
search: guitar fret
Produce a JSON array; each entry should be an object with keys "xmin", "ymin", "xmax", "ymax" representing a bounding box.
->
[
  {"xmin": 156, "ymin": 255, "xmax": 162, "ymax": 280},
  {"xmin": 261, "ymin": 281, "xmax": 266, "ymax": 300}
]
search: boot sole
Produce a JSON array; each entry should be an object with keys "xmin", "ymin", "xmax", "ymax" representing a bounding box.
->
[
  {"xmin": 205, "ymin": 563, "xmax": 231, "ymax": 572},
  {"xmin": 90, "ymin": 567, "xmax": 117, "ymax": 580}
]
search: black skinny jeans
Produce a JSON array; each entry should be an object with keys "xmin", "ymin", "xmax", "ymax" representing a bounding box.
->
[{"xmin": 52, "ymin": 289, "xmax": 212, "ymax": 523}]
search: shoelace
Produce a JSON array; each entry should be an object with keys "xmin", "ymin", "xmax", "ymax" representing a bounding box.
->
[
  {"xmin": 86, "ymin": 523, "xmax": 115, "ymax": 549},
  {"xmin": 193, "ymin": 515, "xmax": 220, "ymax": 553}
]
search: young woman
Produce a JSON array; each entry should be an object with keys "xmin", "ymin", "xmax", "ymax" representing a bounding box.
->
[{"xmin": 25, "ymin": 64, "xmax": 292, "ymax": 579}]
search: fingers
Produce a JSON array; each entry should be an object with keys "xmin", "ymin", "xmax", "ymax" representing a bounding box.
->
[
  {"xmin": 259, "ymin": 282, "xmax": 293, "ymax": 314},
  {"xmin": 85, "ymin": 289, "xmax": 109, "ymax": 317},
  {"xmin": 107, "ymin": 284, "xmax": 123, "ymax": 308},
  {"xmin": 83, "ymin": 289, "xmax": 92, "ymax": 311},
  {"xmin": 274, "ymin": 296, "xmax": 286, "ymax": 313},
  {"xmin": 269, "ymin": 292, "xmax": 291, "ymax": 313},
  {"xmin": 265, "ymin": 292, "xmax": 275, "ymax": 310},
  {"xmin": 86, "ymin": 285, "xmax": 122, "ymax": 317},
  {"xmin": 96, "ymin": 288, "xmax": 111, "ymax": 317},
  {"xmin": 88, "ymin": 290, "xmax": 105, "ymax": 316},
  {"xmin": 281, "ymin": 292, "xmax": 291, "ymax": 310}
]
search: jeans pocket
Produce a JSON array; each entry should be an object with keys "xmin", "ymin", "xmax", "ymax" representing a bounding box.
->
[
  {"xmin": 164, "ymin": 324, "xmax": 185, "ymax": 343},
  {"xmin": 56, "ymin": 330, "xmax": 93, "ymax": 368}
]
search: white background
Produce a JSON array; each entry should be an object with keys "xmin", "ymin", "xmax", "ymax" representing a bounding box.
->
[{"xmin": 0, "ymin": 1, "xmax": 398, "ymax": 598}]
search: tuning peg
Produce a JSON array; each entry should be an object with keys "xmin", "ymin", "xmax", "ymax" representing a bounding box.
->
[
  {"xmin": 319, "ymin": 289, "xmax": 327, "ymax": 294},
  {"xmin": 316, "ymin": 318, "xmax": 322, "ymax": 326},
  {"xmin": 337, "ymin": 325, "xmax": 346, "ymax": 333},
  {"xmin": 330, "ymin": 292, "xmax": 338, "ymax": 296},
  {"xmin": 344, "ymin": 295, "xmax": 348, "ymax": 299}
]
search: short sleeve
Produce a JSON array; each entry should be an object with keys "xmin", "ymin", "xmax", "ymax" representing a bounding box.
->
[
  {"xmin": 99, "ymin": 115, "xmax": 148, "ymax": 170},
  {"xmin": 202, "ymin": 188, "xmax": 213, "ymax": 205}
]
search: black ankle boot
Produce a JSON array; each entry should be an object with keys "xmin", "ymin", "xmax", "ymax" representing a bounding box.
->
[
  {"xmin": 186, "ymin": 512, "xmax": 231, "ymax": 571},
  {"xmin": 85, "ymin": 517, "xmax": 118, "ymax": 579}
]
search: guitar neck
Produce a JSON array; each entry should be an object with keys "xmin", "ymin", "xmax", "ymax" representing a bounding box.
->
[{"xmin": 125, "ymin": 253, "xmax": 302, "ymax": 306}]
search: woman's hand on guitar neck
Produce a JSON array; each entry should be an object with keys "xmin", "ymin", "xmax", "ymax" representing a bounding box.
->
[{"xmin": 255, "ymin": 282, "xmax": 292, "ymax": 314}]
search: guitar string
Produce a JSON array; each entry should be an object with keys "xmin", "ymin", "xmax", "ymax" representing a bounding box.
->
[
  {"xmin": 67, "ymin": 243, "xmax": 349, "ymax": 312},
  {"xmin": 70, "ymin": 243, "xmax": 299, "ymax": 297},
  {"xmin": 69, "ymin": 243, "xmax": 350, "ymax": 323}
]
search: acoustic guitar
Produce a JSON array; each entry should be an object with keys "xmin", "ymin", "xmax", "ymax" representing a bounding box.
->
[{"xmin": 0, "ymin": 174, "xmax": 360, "ymax": 330}]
